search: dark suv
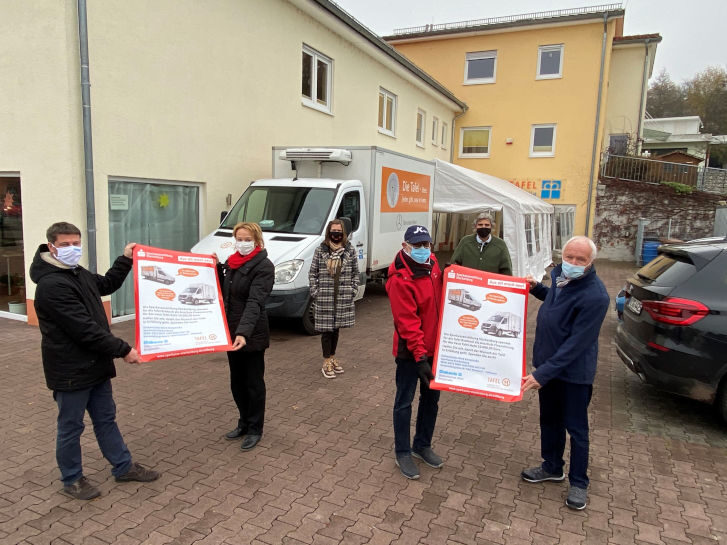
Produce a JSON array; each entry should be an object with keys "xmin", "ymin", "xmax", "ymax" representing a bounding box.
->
[{"xmin": 615, "ymin": 239, "xmax": 727, "ymax": 422}]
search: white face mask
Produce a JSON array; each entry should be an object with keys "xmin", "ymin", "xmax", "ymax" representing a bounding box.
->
[
  {"xmin": 235, "ymin": 240, "xmax": 255, "ymax": 256},
  {"xmin": 52, "ymin": 244, "xmax": 83, "ymax": 267}
]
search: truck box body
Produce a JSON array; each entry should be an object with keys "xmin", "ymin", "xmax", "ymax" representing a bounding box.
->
[
  {"xmin": 191, "ymin": 147, "xmax": 435, "ymax": 331},
  {"xmin": 141, "ymin": 265, "xmax": 175, "ymax": 285},
  {"xmin": 178, "ymin": 283, "xmax": 216, "ymax": 305}
]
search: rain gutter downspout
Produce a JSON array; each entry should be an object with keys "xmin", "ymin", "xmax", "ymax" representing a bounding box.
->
[
  {"xmin": 584, "ymin": 13, "xmax": 609, "ymax": 236},
  {"xmin": 77, "ymin": 0, "xmax": 97, "ymax": 272},
  {"xmin": 449, "ymin": 108, "xmax": 469, "ymax": 163},
  {"xmin": 636, "ymin": 39, "xmax": 652, "ymax": 153}
]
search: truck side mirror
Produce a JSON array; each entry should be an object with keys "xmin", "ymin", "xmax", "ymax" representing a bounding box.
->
[{"xmin": 220, "ymin": 211, "xmax": 228, "ymax": 224}]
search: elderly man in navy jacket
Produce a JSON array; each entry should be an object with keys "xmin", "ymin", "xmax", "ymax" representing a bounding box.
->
[{"xmin": 520, "ymin": 236, "xmax": 609, "ymax": 511}]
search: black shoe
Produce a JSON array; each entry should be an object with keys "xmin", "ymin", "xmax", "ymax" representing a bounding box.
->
[
  {"xmin": 395, "ymin": 453, "xmax": 420, "ymax": 480},
  {"xmin": 521, "ymin": 466, "xmax": 565, "ymax": 483},
  {"xmin": 412, "ymin": 447, "xmax": 444, "ymax": 468},
  {"xmin": 115, "ymin": 462, "xmax": 161, "ymax": 482},
  {"xmin": 566, "ymin": 485, "xmax": 588, "ymax": 510},
  {"xmin": 225, "ymin": 427, "xmax": 245, "ymax": 440},
  {"xmin": 60, "ymin": 476, "xmax": 101, "ymax": 500},
  {"xmin": 240, "ymin": 434, "xmax": 261, "ymax": 451}
]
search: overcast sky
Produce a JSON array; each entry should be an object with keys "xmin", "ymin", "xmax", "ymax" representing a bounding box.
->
[{"xmin": 333, "ymin": 0, "xmax": 726, "ymax": 83}]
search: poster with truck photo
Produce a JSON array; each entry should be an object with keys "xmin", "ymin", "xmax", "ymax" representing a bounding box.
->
[
  {"xmin": 430, "ymin": 265, "xmax": 529, "ymax": 402},
  {"xmin": 133, "ymin": 245, "xmax": 232, "ymax": 362}
]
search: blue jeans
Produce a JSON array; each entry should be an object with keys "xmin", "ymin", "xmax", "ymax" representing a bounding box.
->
[
  {"xmin": 393, "ymin": 357, "xmax": 440, "ymax": 455},
  {"xmin": 54, "ymin": 379, "xmax": 132, "ymax": 485},
  {"xmin": 538, "ymin": 379, "xmax": 593, "ymax": 489}
]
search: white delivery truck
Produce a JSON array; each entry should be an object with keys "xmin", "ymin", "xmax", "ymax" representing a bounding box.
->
[
  {"xmin": 178, "ymin": 283, "xmax": 217, "ymax": 305},
  {"xmin": 481, "ymin": 312, "xmax": 522, "ymax": 338},
  {"xmin": 191, "ymin": 147, "xmax": 435, "ymax": 333},
  {"xmin": 140, "ymin": 265, "xmax": 175, "ymax": 285},
  {"xmin": 447, "ymin": 288, "xmax": 482, "ymax": 311}
]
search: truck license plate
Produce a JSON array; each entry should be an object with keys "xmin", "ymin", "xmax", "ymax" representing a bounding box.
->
[{"xmin": 627, "ymin": 297, "xmax": 642, "ymax": 315}]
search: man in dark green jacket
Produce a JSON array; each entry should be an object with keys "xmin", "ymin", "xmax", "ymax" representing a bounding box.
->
[{"xmin": 451, "ymin": 213, "xmax": 512, "ymax": 275}]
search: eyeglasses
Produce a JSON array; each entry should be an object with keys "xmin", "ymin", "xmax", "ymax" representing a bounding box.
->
[{"xmin": 407, "ymin": 242, "xmax": 431, "ymax": 249}]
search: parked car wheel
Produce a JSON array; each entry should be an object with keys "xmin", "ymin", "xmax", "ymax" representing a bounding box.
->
[
  {"xmin": 716, "ymin": 380, "xmax": 727, "ymax": 424},
  {"xmin": 301, "ymin": 299, "xmax": 317, "ymax": 336}
]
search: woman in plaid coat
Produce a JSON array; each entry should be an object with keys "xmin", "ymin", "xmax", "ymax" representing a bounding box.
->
[{"xmin": 309, "ymin": 219, "xmax": 360, "ymax": 379}]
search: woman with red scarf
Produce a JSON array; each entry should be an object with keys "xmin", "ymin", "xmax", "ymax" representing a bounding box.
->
[{"xmin": 216, "ymin": 222, "xmax": 274, "ymax": 451}]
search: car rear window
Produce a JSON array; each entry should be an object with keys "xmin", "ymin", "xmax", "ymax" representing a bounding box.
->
[{"xmin": 636, "ymin": 254, "xmax": 697, "ymax": 286}]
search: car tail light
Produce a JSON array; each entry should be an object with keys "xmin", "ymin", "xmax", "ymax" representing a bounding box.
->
[{"xmin": 642, "ymin": 297, "xmax": 709, "ymax": 326}]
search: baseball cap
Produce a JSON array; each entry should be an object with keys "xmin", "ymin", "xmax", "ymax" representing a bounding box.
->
[{"xmin": 404, "ymin": 225, "xmax": 432, "ymax": 244}]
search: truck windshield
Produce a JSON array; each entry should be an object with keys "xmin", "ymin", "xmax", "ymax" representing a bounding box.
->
[{"xmin": 221, "ymin": 186, "xmax": 336, "ymax": 235}]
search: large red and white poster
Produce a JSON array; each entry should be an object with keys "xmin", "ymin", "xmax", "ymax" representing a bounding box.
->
[
  {"xmin": 133, "ymin": 245, "xmax": 232, "ymax": 362},
  {"xmin": 430, "ymin": 265, "xmax": 529, "ymax": 402}
]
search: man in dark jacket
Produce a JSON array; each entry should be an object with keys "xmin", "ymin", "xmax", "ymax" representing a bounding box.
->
[
  {"xmin": 451, "ymin": 213, "xmax": 512, "ymax": 275},
  {"xmin": 386, "ymin": 225, "xmax": 443, "ymax": 480},
  {"xmin": 520, "ymin": 236, "xmax": 609, "ymax": 511},
  {"xmin": 30, "ymin": 222, "xmax": 160, "ymax": 500}
]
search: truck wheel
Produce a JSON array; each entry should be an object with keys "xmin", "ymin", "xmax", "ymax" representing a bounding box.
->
[
  {"xmin": 301, "ymin": 299, "xmax": 317, "ymax": 336},
  {"xmin": 496, "ymin": 329, "xmax": 503, "ymax": 337}
]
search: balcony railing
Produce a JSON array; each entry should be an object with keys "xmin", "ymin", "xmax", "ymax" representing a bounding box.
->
[
  {"xmin": 600, "ymin": 153, "xmax": 727, "ymax": 195},
  {"xmin": 392, "ymin": 4, "xmax": 623, "ymax": 36}
]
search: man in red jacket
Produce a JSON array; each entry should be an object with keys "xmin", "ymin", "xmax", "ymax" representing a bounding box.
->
[{"xmin": 386, "ymin": 225, "xmax": 443, "ymax": 479}]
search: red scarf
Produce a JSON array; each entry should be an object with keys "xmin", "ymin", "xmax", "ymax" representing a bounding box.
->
[{"xmin": 227, "ymin": 246, "xmax": 261, "ymax": 269}]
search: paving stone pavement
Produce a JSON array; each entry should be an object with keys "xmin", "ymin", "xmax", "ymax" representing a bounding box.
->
[{"xmin": 1, "ymin": 259, "xmax": 725, "ymax": 545}]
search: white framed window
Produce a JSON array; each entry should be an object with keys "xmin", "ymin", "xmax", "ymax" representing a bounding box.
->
[
  {"xmin": 524, "ymin": 214, "xmax": 535, "ymax": 257},
  {"xmin": 302, "ymin": 45, "xmax": 332, "ymax": 113},
  {"xmin": 530, "ymin": 124, "xmax": 556, "ymax": 157},
  {"xmin": 415, "ymin": 109, "xmax": 425, "ymax": 147},
  {"xmin": 459, "ymin": 127, "xmax": 491, "ymax": 158},
  {"xmin": 464, "ymin": 51, "xmax": 497, "ymax": 84},
  {"xmin": 441, "ymin": 122, "xmax": 448, "ymax": 150},
  {"xmin": 378, "ymin": 88, "xmax": 397, "ymax": 136},
  {"xmin": 537, "ymin": 45, "xmax": 563, "ymax": 79},
  {"xmin": 431, "ymin": 117, "xmax": 439, "ymax": 146}
]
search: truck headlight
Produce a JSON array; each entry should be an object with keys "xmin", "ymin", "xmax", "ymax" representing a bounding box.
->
[{"xmin": 274, "ymin": 259, "xmax": 304, "ymax": 284}]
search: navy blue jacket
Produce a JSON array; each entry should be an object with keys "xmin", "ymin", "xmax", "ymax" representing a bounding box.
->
[{"xmin": 530, "ymin": 264, "xmax": 609, "ymax": 386}]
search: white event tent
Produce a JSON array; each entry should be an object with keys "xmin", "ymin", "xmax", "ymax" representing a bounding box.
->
[{"xmin": 433, "ymin": 160, "xmax": 555, "ymax": 279}]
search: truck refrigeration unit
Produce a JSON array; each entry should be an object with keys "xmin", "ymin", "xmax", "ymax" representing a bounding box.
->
[{"xmin": 192, "ymin": 147, "xmax": 435, "ymax": 333}]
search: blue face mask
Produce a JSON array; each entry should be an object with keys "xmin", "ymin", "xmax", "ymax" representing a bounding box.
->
[
  {"xmin": 53, "ymin": 244, "xmax": 83, "ymax": 268},
  {"xmin": 561, "ymin": 259, "xmax": 585, "ymax": 279},
  {"xmin": 409, "ymin": 246, "xmax": 431, "ymax": 264}
]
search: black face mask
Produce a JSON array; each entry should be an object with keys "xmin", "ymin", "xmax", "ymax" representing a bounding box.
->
[
  {"xmin": 476, "ymin": 227, "xmax": 491, "ymax": 239},
  {"xmin": 330, "ymin": 232, "xmax": 343, "ymax": 243}
]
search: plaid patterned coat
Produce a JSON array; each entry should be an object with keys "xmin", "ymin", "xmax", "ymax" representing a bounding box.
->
[{"xmin": 308, "ymin": 242, "xmax": 359, "ymax": 332}]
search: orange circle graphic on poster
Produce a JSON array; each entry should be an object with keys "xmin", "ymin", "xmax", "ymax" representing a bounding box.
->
[
  {"xmin": 177, "ymin": 268, "xmax": 199, "ymax": 277},
  {"xmin": 155, "ymin": 288, "xmax": 176, "ymax": 301},
  {"xmin": 486, "ymin": 293, "xmax": 508, "ymax": 304},
  {"xmin": 458, "ymin": 315, "xmax": 479, "ymax": 329}
]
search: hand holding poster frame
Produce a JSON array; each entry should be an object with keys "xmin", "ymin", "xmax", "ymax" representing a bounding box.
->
[
  {"xmin": 134, "ymin": 245, "xmax": 232, "ymax": 362},
  {"xmin": 430, "ymin": 265, "xmax": 529, "ymax": 402}
]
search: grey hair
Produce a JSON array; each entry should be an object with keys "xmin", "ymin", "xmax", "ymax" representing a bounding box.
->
[
  {"xmin": 473, "ymin": 212, "xmax": 494, "ymax": 227},
  {"xmin": 563, "ymin": 235, "xmax": 597, "ymax": 260}
]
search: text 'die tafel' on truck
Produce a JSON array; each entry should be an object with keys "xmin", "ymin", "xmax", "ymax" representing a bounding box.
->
[
  {"xmin": 191, "ymin": 147, "xmax": 435, "ymax": 334},
  {"xmin": 481, "ymin": 312, "xmax": 522, "ymax": 338},
  {"xmin": 178, "ymin": 283, "xmax": 216, "ymax": 305},
  {"xmin": 141, "ymin": 265, "xmax": 175, "ymax": 285},
  {"xmin": 447, "ymin": 288, "xmax": 482, "ymax": 311}
]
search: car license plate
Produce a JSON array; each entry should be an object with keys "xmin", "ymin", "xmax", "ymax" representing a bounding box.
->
[{"xmin": 627, "ymin": 297, "xmax": 642, "ymax": 315}]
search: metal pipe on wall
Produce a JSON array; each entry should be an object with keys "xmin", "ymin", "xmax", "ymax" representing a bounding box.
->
[
  {"xmin": 77, "ymin": 0, "xmax": 97, "ymax": 272},
  {"xmin": 584, "ymin": 13, "xmax": 610, "ymax": 237}
]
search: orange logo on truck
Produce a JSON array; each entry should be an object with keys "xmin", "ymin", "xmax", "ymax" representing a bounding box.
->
[
  {"xmin": 177, "ymin": 268, "xmax": 199, "ymax": 277},
  {"xmin": 457, "ymin": 315, "xmax": 479, "ymax": 329},
  {"xmin": 380, "ymin": 167, "xmax": 431, "ymax": 213},
  {"xmin": 155, "ymin": 288, "xmax": 175, "ymax": 301},
  {"xmin": 486, "ymin": 293, "xmax": 507, "ymax": 304}
]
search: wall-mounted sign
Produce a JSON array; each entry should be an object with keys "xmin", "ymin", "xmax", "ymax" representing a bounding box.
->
[
  {"xmin": 109, "ymin": 194, "xmax": 129, "ymax": 210},
  {"xmin": 508, "ymin": 179, "xmax": 564, "ymax": 200}
]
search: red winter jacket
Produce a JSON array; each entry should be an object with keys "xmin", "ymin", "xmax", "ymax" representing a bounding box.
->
[{"xmin": 386, "ymin": 250, "xmax": 443, "ymax": 361}]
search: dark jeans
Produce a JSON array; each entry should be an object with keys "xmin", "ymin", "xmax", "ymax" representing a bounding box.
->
[
  {"xmin": 321, "ymin": 329, "xmax": 340, "ymax": 358},
  {"xmin": 227, "ymin": 349, "xmax": 266, "ymax": 435},
  {"xmin": 538, "ymin": 379, "xmax": 593, "ymax": 489},
  {"xmin": 393, "ymin": 357, "xmax": 440, "ymax": 455},
  {"xmin": 54, "ymin": 379, "xmax": 132, "ymax": 485}
]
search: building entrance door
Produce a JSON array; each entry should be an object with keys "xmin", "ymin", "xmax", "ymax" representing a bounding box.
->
[
  {"xmin": 109, "ymin": 178, "xmax": 200, "ymax": 317},
  {"xmin": 0, "ymin": 174, "xmax": 25, "ymax": 317}
]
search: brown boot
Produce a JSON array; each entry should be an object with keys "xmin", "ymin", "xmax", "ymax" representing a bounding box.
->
[
  {"xmin": 331, "ymin": 356, "xmax": 344, "ymax": 374},
  {"xmin": 321, "ymin": 357, "xmax": 336, "ymax": 379}
]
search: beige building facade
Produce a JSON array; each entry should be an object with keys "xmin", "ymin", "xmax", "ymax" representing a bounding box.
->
[{"xmin": 0, "ymin": 0, "xmax": 465, "ymax": 322}]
